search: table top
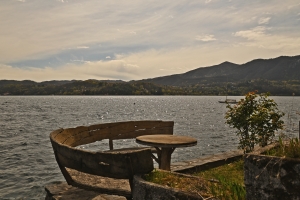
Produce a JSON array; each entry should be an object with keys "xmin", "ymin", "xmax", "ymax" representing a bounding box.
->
[{"xmin": 136, "ymin": 134, "xmax": 197, "ymax": 148}]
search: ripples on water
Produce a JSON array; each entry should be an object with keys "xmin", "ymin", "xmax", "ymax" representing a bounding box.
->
[{"xmin": 0, "ymin": 96, "xmax": 299, "ymax": 199}]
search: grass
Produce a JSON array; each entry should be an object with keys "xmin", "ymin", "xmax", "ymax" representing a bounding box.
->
[
  {"xmin": 264, "ymin": 137, "xmax": 300, "ymax": 158},
  {"xmin": 144, "ymin": 159, "xmax": 246, "ymax": 200},
  {"xmin": 194, "ymin": 159, "xmax": 245, "ymax": 200},
  {"xmin": 144, "ymin": 170, "xmax": 213, "ymax": 198}
]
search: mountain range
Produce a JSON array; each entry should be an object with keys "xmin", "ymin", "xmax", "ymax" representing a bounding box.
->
[
  {"xmin": 140, "ymin": 55, "xmax": 300, "ymax": 86},
  {"xmin": 1, "ymin": 55, "xmax": 299, "ymax": 96}
]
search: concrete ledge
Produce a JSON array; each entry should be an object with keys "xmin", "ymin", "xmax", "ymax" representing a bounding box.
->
[
  {"xmin": 132, "ymin": 174, "xmax": 202, "ymax": 200},
  {"xmin": 171, "ymin": 150, "xmax": 243, "ymax": 173},
  {"xmin": 171, "ymin": 144, "xmax": 278, "ymax": 173}
]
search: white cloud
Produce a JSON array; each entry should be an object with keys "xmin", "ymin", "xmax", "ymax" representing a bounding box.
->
[
  {"xmin": 76, "ymin": 46, "xmax": 89, "ymax": 49},
  {"xmin": 205, "ymin": 0, "xmax": 212, "ymax": 4},
  {"xmin": 195, "ymin": 34, "xmax": 216, "ymax": 42},
  {"xmin": 0, "ymin": 60, "xmax": 140, "ymax": 81},
  {"xmin": 258, "ymin": 17, "xmax": 271, "ymax": 25},
  {"xmin": 288, "ymin": 3, "xmax": 300, "ymax": 9},
  {"xmin": 233, "ymin": 26, "xmax": 300, "ymax": 52},
  {"xmin": 234, "ymin": 26, "xmax": 268, "ymax": 40}
]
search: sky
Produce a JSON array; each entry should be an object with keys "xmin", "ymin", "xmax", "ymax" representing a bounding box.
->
[{"xmin": 0, "ymin": 0, "xmax": 300, "ymax": 82}]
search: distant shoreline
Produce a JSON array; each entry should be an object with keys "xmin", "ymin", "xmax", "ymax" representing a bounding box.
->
[{"xmin": 0, "ymin": 79, "xmax": 299, "ymax": 96}]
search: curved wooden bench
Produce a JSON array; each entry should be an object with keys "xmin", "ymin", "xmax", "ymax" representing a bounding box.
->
[{"xmin": 50, "ymin": 120, "xmax": 174, "ymax": 198}]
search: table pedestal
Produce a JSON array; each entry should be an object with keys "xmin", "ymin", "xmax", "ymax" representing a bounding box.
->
[{"xmin": 155, "ymin": 147, "xmax": 175, "ymax": 171}]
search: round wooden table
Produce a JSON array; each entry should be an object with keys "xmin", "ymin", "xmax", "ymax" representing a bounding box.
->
[{"xmin": 136, "ymin": 135, "xmax": 197, "ymax": 171}]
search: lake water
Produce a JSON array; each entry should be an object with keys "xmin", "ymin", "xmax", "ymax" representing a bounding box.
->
[{"xmin": 0, "ymin": 96, "xmax": 299, "ymax": 199}]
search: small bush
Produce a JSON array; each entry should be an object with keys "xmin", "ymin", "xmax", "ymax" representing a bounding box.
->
[{"xmin": 225, "ymin": 91, "xmax": 284, "ymax": 153}]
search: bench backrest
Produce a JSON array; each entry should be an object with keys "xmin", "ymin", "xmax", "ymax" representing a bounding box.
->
[{"xmin": 50, "ymin": 120, "xmax": 174, "ymax": 149}]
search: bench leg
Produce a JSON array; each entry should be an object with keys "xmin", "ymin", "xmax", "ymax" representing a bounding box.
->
[
  {"xmin": 54, "ymin": 150, "xmax": 74, "ymax": 185},
  {"xmin": 126, "ymin": 155, "xmax": 134, "ymax": 200}
]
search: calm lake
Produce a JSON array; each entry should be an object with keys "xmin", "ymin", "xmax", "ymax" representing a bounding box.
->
[{"xmin": 0, "ymin": 96, "xmax": 299, "ymax": 199}]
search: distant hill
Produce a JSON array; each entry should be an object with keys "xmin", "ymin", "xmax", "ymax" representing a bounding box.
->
[
  {"xmin": 0, "ymin": 79, "xmax": 168, "ymax": 95},
  {"xmin": 1, "ymin": 55, "xmax": 299, "ymax": 96},
  {"xmin": 0, "ymin": 80, "xmax": 77, "ymax": 88},
  {"xmin": 140, "ymin": 55, "xmax": 300, "ymax": 86}
]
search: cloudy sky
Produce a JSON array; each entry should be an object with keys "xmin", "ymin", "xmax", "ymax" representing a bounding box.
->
[{"xmin": 1, "ymin": 0, "xmax": 300, "ymax": 82}]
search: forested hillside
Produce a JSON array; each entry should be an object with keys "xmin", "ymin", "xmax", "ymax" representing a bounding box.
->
[
  {"xmin": 0, "ymin": 79, "xmax": 299, "ymax": 96},
  {"xmin": 141, "ymin": 55, "xmax": 300, "ymax": 86},
  {"xmin": 1, "ymin": 55, "xmax": 299, "ymax": 96}
]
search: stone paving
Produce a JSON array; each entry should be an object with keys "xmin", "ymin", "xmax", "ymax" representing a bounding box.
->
[{"xmin": 45, "ymin": 149, "xmax": 244, "ymax": 200}]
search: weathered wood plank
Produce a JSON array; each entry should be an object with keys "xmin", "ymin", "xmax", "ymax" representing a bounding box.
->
[
  {"xmin": 63, "ymin": 130, "xmax": 100, "ymax": 147},
  {"xmin": 110, "ymin": 126, "xmax": 174, "ymax": 140},
  {"xmin": 68, "ymin": 128, "xmax": 111, "ymax": 147},
  {"xmin": 53, "ymin": 126, "xmax": 89, "ymax": 144},
  {"xmin": 88, "ymin": 122, "xmax": 121, "ymax": 130},
  {"xmin": 109, "ymin": 139, "xmax": 113, "ymax": 150},
  {"xmin": 51, "ymin": 138, "xmax": 154, "ymax": 179},
  {"xmin": 88, "ymin": 121, "xmax": 173, "ymax": 136},
  {"xmin": 63, "ymin": 121, "xmax": 173, "ymax": 147},
  {"xmin": 88, "ymin": 121, "xmax": 171, "ymax": 130},
  {"xmin": 70, "ymin": 126, "xmax": 173, "ymax": 147},
  {"xmin": 50, "ymin": 128, "xmax": 64, "ymax": 138},
  {"xmin": 104, "ymin": 121, "xmax": 173, "ymax": 135}
]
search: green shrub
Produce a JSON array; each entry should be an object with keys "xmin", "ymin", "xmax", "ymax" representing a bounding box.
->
[{"xmin": 225, "ymin": 91, "xmax": 285, "ymax": 153}]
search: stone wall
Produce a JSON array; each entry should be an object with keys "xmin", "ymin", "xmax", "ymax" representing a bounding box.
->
[{"xmin": 244, "ymin": 154, "xmax": 300, "ymax": 200}]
